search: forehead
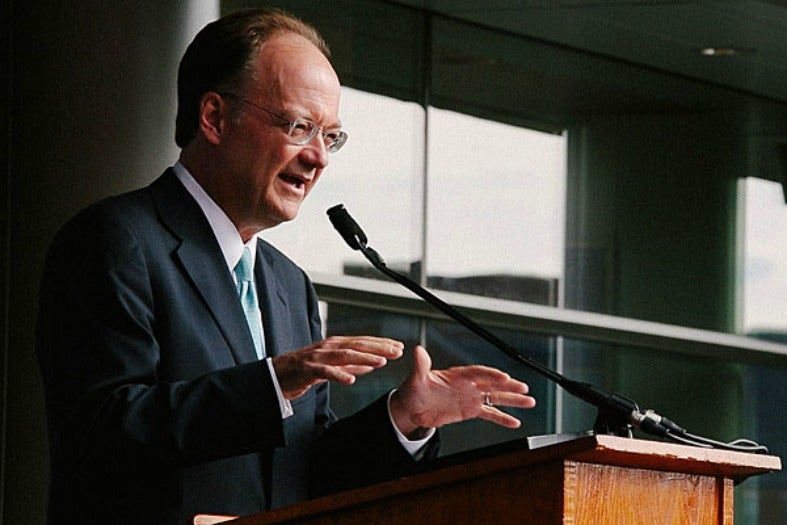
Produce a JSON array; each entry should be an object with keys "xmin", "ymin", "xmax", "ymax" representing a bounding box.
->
[{"xmin": 250, "ymin": 32, "xmax": 341, "ymax": 120}]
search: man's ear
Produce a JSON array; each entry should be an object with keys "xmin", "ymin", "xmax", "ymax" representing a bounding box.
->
[{"xmin": 197, "ymin": 92, "xmax": 228, "ymax": 145}]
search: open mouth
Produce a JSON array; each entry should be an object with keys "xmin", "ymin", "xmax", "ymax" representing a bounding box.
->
[{"xmin": 280, "ymin": 173, "xmax": 307, "ymax": 190}]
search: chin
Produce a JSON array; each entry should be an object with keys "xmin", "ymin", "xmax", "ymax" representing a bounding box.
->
[{"xmin": 267, "ymin": 206, "xmax": 301, "ymax": 227}]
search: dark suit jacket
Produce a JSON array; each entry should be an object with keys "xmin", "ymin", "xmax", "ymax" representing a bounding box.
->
[{"xmin": 36, "ymin": 170, "xmax": 434, "ymax": 525}]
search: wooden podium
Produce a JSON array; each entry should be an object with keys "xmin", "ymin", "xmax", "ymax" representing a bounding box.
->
[{"xmin": 196, "ymin": 435, "xmax": 781, "ymax": 524}]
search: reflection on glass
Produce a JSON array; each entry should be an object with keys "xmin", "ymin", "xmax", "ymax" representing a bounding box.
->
[
  {"xmin": 742, "ymin": 177, "xmax": 787, "ymax": 334},
  {"xmin": 260, "ymin": 88, "xmax": 425, "ymax": 278},
  {"xmin": 742, "ymin": 361, "xmax": 787, "ymax": 523},
  {"xmin": 426, "ymin": 107, "xmax": 566, "ymax": 305}
]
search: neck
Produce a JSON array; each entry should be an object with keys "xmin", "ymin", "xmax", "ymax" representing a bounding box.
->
[{"xmin": 179, "ymin": 147, "xmax": 261, "ymax": 242}]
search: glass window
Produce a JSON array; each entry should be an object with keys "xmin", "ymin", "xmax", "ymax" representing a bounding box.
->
[
  {"xmin": 740, "ymin": 177, "xmax": 787, "ymax": 523},
  {"xmin": 426, "ymin": 107, "xmax": 566, "ymax": 305},
  {"xmin": 741, "ymin": 177, "xmax": 787, "ymax": 335},
  {"xmin": 742, "ymin": 362, "xmax": 787, "ymax": 523}
]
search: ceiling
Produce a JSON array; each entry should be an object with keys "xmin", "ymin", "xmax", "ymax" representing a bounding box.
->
[
  {"xmin": 390, "ymin": 1, "xmax": 787, "ymax": 105},
  {"xmin": 379, "ymin": 0, "xmax": 787, "ymax": 188}
]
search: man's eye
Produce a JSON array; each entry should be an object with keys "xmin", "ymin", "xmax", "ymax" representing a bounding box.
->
[{"xmin": 291, "ymin": 120, "xmax": 313, "ymax": 134}]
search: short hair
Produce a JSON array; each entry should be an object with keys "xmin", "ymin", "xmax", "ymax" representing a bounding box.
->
[{"xmin": 175, "ymin": 8, "xmax": 330, "ymax": 148}]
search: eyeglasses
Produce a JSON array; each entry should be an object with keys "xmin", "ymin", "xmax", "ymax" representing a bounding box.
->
[{"xmin": 219, "ymin": 92, "xmax": 348, "ymax": 153}]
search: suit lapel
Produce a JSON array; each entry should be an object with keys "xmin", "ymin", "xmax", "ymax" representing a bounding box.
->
[
  {"xmin": 150, "ymin": 170, "xmax": 259, "ymax": 365},
  {"xmin": 255, "ymin": 246, "xmax": 293, "ymax": 358}
]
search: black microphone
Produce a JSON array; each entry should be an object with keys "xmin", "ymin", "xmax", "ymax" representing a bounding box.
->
[
  {"xmin": 327, "ymin": 204, "xmax": 385, "ymax": 266},
  {"xmin": 327, "ymin": 204, "xmax": 367, "ymax": 250},
  {"xmin": 326, "ymin": 203, "xmax": 769, "ymax": 453}
]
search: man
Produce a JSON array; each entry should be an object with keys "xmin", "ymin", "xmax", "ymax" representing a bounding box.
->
[{"xmin": 36, "ymin": 8, "xmax": 536, "ymax": 525}]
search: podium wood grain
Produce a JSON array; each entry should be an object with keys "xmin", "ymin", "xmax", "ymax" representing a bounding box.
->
[{"xmin": 195, "ymin": 435, "xmax": 781, "ymax": 525}]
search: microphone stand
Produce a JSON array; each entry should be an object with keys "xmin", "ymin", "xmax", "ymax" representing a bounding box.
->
[{"xmin": 327, "ymin": 204, "xmax": 768, "ymax": 453}]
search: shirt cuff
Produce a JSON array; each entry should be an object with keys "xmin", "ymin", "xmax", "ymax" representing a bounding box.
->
[
  {"xmin": 387, "ymin": 390, "xmax": 435, "ymax": 457},
  {"xmin": 266, "ymin": 358, "xmax": 294, "ymax": 419}
]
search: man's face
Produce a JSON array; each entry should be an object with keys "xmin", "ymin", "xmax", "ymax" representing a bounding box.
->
[{"xmin": 220, "ymin": 32, "xmax": 342, "ymax": 238}]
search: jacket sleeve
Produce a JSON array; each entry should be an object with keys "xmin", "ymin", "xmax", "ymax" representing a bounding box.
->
[{"xmin": 309, "ymin": 394, "xmax": 441, "ymax": 498}]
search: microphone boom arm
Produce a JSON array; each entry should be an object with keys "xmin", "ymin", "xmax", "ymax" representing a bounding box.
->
[
  {"xmin": 355, "ymin": 235, "xmax": 639, "ymax": 437},
  {"xmin": 327, "ymin": 204, "xmax": 768, "ymax": 452}
]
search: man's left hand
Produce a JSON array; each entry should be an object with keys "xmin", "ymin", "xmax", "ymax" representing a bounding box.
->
[{"xmin": 389, "ymin": 345, "xmax": 537, "ymax": 439}]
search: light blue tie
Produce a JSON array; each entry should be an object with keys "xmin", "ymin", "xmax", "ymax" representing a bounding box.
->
[{"xmin": 234, "ymin": 247, "xmax": 265, "ymax": 360}]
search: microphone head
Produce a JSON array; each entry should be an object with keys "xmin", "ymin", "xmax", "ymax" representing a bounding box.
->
[{"xmin": 327, "ymin": 204, "xmax": 367, "ymax": 250}]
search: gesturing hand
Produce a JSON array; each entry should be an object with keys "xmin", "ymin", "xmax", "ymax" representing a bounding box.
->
[
  {"xmin": 272, "ymin": 336, "xmax": 403, "ymax": 400},
  {"xmin": 389, "ymin": 345, "xmax": 536, "ymax": 439}
]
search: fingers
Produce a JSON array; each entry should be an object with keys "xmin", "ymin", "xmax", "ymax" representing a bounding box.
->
[
  {"xmin": 476, "ymin": 387, "xmax": 537, "ymax": 429},
  {"xmin": 479, "ymin": 405, "xmax": 524, "ymax": 429},
  {"xmin": 419, "ymin": 359, "xmax": 536, "ymax": 430},
  {"xmin": 449, "ymin": 365, "xmax": 530, "ymax": 394},
  {"xmin": 273, "ymin": 336, "xmax": 404, "ymax": 399},
  {"xmin": 310, "ymin": 348, "xmax": 387, "ymax": 370},
  {"xmin": 305, "ymin": 336, "xmax": 403, "ymax": 377},
  {"xmin": 482, "ymin": 390, "xmax": 537, "ymax": 410},
  {"xmin": 303, "ymin": 336, "xmax": 404, "ymax": 370},
  {"xmin": 321, "ymin": 335, "xmax": 405, "ymax": 360},
  {"xmin": 338, "ymin": 364, "xmax": 376, "ymax": 376}
]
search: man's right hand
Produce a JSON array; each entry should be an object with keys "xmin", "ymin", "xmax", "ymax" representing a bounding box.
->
[{"xmin": 271, "ymin": 336, "xmax": 404, "ymax": 400}]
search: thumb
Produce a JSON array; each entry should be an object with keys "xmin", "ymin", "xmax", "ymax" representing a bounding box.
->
[{"xmin": 413, "ymin": 344, "xmax": 432, "ymax": 379}]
